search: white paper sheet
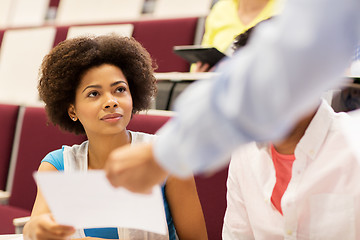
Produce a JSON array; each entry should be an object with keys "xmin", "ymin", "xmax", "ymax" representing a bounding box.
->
[
  {"xmin": 33, "ymin": 170, "xmax": 167, "ymax": 235},
  {"xmin": 0, "ymin": 234, "xmax": 23, "ymax": 240}
]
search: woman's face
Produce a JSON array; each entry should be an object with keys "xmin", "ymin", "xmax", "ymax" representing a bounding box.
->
[{"xmin": 68, "ymin": 64, "xmax": 133, "ymax": 137}]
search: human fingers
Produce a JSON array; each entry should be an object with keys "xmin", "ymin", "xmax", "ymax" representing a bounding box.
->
[
  {"xmin": 30, "ymin": 214, "xmax": 75, "ymax": 240},
  {"xmin": 193, "ymin": 62, "xmax": 204, "ymax": 72},
  {"xmin": 198, "ymin": 63, "xmax": 210, "ymax": 72},
  {"xmin": 105, "ymin": 143, "xmax": 168, "ymax": 193}
]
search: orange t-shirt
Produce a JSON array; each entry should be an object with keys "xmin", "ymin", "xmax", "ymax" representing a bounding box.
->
[{"xmin": 270, "ymin": 144, "xmax": 295, "ymax": 214}]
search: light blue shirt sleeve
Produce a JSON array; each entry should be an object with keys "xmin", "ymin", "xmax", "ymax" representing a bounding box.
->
[{"xmin": 154, "ymin": 0, "xmax": 360, "ymax": 177}]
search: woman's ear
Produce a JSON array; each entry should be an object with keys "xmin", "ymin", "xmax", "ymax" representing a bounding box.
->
[{"xmin": 68, "ymin": 104, "xmax": 77, "ymax": 121}]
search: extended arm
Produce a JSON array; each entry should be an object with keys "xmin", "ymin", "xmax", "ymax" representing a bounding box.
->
[
  {"xmin": 106, "ymin": 0, "xmax": 360, "ymax": 191},
  {"xmin": 154, "ymin": 0, "xmax": 360, "ymax": 177}
]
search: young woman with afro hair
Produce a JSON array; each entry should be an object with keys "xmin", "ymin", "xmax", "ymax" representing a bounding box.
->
[{"xmin": 23, "ymin": 35, "xmax": 207, "ymax": 240}]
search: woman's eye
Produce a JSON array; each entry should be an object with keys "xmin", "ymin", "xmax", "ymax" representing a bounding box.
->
[
  {"xmin": 88, "ymin": 91, "xmax": 99, "ymax": 97},
  {"xmin": 116, "ymin": 87, "xmax": 126, "ymax": 93}
]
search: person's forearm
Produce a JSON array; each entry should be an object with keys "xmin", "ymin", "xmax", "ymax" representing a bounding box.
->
[{"xmin": 155, "ymin": 0, "xmax": 360, "ymax": 177}]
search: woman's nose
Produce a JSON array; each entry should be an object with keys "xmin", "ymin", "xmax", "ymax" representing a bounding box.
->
[{"xmin": 103, "ymin": 96, "xmax": 118, "ymax": 109}]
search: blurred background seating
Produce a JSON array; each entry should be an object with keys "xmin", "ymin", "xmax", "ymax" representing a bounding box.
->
[
  {"xmin": 0, "ymin": 0, "xmax": 49, "ymax": 29},
  {"xmin": 153, "ymin": 0, "xmax": 212, "ymax": 18},
  {"xmin": 0, "ymin": 27, "xmax": 56, "ymax": 106},
  {"xmin": 0, "ymin": 104, "xmax": 19, "ymax": 191},
  {"xmin": 55, "ymin": 0, "xmax": 144, "ymax": 25}
]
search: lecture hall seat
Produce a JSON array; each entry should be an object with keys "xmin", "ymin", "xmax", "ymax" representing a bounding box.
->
[
  {"xmin": 0, "ymin": 106, "xmax": 86, "ymax": 233},
  {"xmin": 127, "ymin": 111, "xmax": 172, "ymax": 134},
  {"xmin": 195, "ymin": 166, "xmax": 229, "ymax": 240},
  {"xmin": 66, "ymin": 24, "xmax": 134, "ymax": 39},
  {"xmin": 0, "ymin": 29, "xmax": 5, "ymax": 45},
  {"xmin": 0, "ymin": 27, "xmax": 56, "ymax": 105},
  {"xmin": 0, "ymin": 204, "xmax": 30, "ymax": 234},
  {"xmin": 5, "ymin": 0, "xmax": 49, "ymax": 28},
  {"xmin": 132, "ymin": 17, "xmax": 198, "ymax": 72},
  {"xmin": 0, "ymin": 0, "xmax": 12, "ymax": 28},
  {"xmin": 53, "ymin": 17, "xmax": 199, "ymax": 73},
  {"xmin": 7, "ymin": 106, "xmax": 87, "ymax": 211},
  {"xmin": 153, "ymin": 0, "xmax": 212, "ymax": 18},
  {"xmin": 55, "ymin": 0, "xmax": 144, "ymax": 25},
  {"xmin": 0, "ymin": 104, "xmax": 19, "ymax": 191}
]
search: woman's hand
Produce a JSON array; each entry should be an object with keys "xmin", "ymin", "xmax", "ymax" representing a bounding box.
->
[
  {"xmin": 23, "ymin": 213, "xmax": 75, "ymax": 240},
  {"xmin": 193, "ymin": 62, "xmax": 211, "ymax": 72}
]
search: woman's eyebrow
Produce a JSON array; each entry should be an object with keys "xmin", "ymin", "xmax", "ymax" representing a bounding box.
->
[
  {"xmin": 82, "ymin": 85, "xmax": 101, "ymax": 93},
  {"xmin": 111, "ymin": 80, "xmax": 127, "ymax": 87}
]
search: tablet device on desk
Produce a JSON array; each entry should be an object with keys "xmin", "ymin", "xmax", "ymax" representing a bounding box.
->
[{"xmin": 173, "ymin": 45, "xmax": 226, "ymax": 68}]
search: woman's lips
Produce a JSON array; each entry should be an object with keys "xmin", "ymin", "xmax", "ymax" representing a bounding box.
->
[{"xmin": 101, "ymin": 113, "xmax": 123, "ymax": 122}]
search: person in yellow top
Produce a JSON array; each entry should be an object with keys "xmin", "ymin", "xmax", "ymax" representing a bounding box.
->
[{"xmin": 194, "ymin": 0, "xmax": 281, "ymax": 72}]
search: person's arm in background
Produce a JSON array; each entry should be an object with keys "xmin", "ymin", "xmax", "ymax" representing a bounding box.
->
[
  {"xmin": 106, "ymin": 0, "xmax": 360, "ymax": 191},
  {"xmin": 154, "ymin": 0, "xmax": 360, "ymax": 177},
  {"xmin": 191, "ymin": 0, "xmax": 237, "ymax": 73},
  {"xmin": 192, "ymin": 62, "xmax": 211, "ymax": 73}
]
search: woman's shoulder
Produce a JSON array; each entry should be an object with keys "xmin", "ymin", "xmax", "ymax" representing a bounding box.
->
[
  {"xmin": 43, "ymin": 148, "xmax": 63, "ymax": 158},
  {"xmin": 41, "ymin": 141, "xmax": 88, "ymax": 171},
  {"xmin": 41, "ymin": 148, "xmax": 64, "ymax": 170}
]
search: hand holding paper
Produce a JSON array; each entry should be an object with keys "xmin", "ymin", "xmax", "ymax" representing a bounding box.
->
[{"xmin": 33, "ymin": 170, "xmax": 167, "ymax": 235}]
